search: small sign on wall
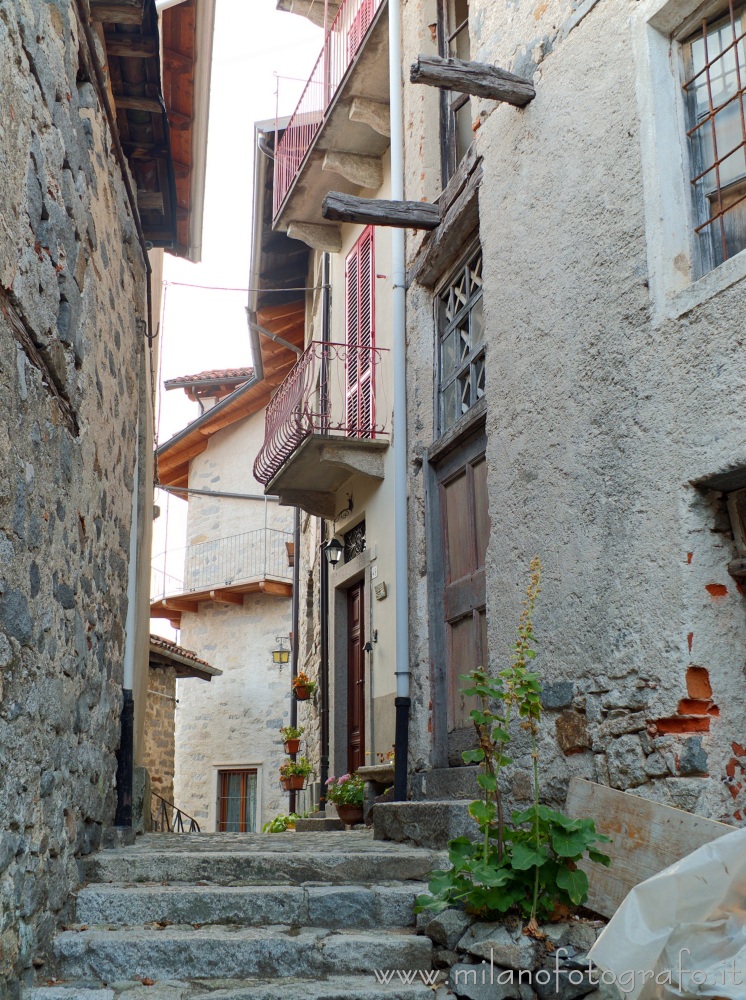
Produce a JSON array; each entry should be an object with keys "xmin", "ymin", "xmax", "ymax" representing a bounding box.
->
[{"xmin": 374, "ymin": 582, "xmax": 387, "ymax": 601}]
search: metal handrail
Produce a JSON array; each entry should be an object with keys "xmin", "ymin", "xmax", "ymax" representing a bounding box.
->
[
  {"xmin": 253, "ymin": 341, "xmax": 389, "ymax": 487},
  {"xmin": 151, "ymin": 526, "xmax": 293, "ymax": 603},
  {"xmin": 151, "ymin": 791, "xmax": 201, "ymax": 834},
  {"xmin": 273, "ymin": 0, "xmax": 384, "ymax": 218}
]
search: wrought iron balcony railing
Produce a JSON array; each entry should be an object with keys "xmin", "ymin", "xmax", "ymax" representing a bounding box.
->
[
  {"xmin": 253, "ymin": 341, "xmax": 389, "ymax": 488},
  {"xmin": 273, "ymin": 0, "xmax": 385, "ymax": 219},
  {"xmin": 151, "ymin": 526, "xmax": 293, "ymax": 602}
]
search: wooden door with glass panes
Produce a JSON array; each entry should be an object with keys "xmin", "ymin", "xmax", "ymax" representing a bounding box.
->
[{"xmin": 436, "ymin": 433, "xmax": 490, "ymax": 762}]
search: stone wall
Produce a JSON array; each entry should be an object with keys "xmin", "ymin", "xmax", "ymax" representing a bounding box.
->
[
  {"xmin": 0, "ymin": 0, "xmax": 147, "ymax": 989},
  {"xmin": 402, "ymin": 0, "xmax": 746, "ymax": 822},
  {"xmin": 174, "ymin": 592, "xmax": 294, "ymax": 830},
  {"xmin": 142, "ymin": 666, "xmax": 177, "ymax": 810},
  {"xmin": 172, "ymin": 412, "xmax": 296, "ymax": 829}
]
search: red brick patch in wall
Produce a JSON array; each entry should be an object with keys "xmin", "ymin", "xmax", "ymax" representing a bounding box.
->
[
  {"xmin": 705, "ymin": 583, "xmax": 729, "ymax": 599},
  {"xmin": 649, "ymin": 667, "xmax": 718, "ymax": 736},
  {"xmin": 686, "ymin": 666, "xmax": 713, "ymax": 699},
  {"xmin": 651, "ymin": 716, "xmax": 711, "ymax": 734}
]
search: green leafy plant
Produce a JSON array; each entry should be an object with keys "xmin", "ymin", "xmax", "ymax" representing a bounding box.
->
[
  {"xmin": 262, "ymin": 812, "xmax": 300, "ymax": 833},
  {"xmin": 416, "ymin": 557, "xmax": 610, "ymax": 929},
  {"xmin": 279, "ymin": 756, "xmax": 313, "ymax": 778},
  {"xmin": 280, "ymin": 725, "xmax": 304, "ymax": 741},
  {"xmin": 325, "ymin": 773, "xmax": 365, "ymax": 806}
]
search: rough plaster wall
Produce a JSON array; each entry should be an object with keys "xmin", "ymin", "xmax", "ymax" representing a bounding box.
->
[
  {"xmin": 141, "ymin": 667, "xmax": 177, "ymax": 809},
  {"xmin": 174, "ymin": 594, "xmax": 293, "ymax": 829},
  {"xmin": 406, "ymin": 0, "xmax": 746, "ymax": 819},
  {"xmin": 186, "ymin": 410, "xmax": 292, "ymax": 547},
  {"xmin": 0, "ymin": 0, "xmax": 145, "ymax": 987}
]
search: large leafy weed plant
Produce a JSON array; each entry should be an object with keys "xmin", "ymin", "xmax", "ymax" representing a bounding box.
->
[{"xmin": 416, "ymin": 558, "xmax": 610, "ymax": 931}]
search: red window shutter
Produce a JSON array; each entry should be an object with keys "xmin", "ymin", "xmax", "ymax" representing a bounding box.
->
[{"xmin": 344, "ymin": 227, "xmax": 375, "ymax": 438}]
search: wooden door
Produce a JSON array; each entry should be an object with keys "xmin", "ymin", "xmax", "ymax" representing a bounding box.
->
[
  {"xmin": 433, "ymin": 430, "xmax": 490, "ymax": 763},
  {"xmin": 347, "ymin": 581, "xmax": 365, "ymax": 772}
]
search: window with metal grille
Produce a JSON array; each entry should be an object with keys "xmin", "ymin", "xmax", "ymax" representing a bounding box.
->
[
  {"xmin": 437, "ymin": 246, "xmax": 484, "ymax": 434},
  {"xmin": 344, "ymin": 519, "xmax": 366, "ymax": 563},
  {"xmin": 683, "ymin": 2, "xmax": 746, "ymax": 271},
  {"xmin": 344, "ymin": 227, "xmax": 375, "ymax": 439},
  {"xmin": 217, "ymin": 769, "xmax": 257, "ymax": 833},
  {"xmin": 438, "ymin": 0, "xmax": 472, "ymax": 185}
]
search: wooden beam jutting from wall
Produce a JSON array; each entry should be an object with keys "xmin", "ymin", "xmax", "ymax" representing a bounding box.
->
[
  {"xmin": 91, "ymin": 0, "xmax": 144, "ymax": 23},
  {"xmin": 322, "ymin": 192, "xmax": 441, "ymax": 230},
  {"xmin": 410, "ymin": 54, "xmax": 535, "ymax": 107}
]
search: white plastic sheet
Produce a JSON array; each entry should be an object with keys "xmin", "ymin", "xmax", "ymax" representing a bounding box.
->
[{"xmin": 588, "ymin": 827, "xmax": 746, "ymax": 1000}]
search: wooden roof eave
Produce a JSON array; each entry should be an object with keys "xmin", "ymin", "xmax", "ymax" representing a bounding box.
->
[{"xmin": 93, "ymin": 0, "xmax": 178, "ymax": 249}]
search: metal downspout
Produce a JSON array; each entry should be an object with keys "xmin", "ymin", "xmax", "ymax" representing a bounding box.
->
[
  {"xmin": 116, "ymin": 423, "xmax": 139, "ymax": 827},
  {"xmin": 319, "ymin": 252, "xmax": 332, "ymax": 807},
  {"xmin": 389, "ymin": 0, "xmax": 410, "ymax": 801},
  {"xmin": 289, "ymin": 506, "xmax": 301, "ymax": 815}
]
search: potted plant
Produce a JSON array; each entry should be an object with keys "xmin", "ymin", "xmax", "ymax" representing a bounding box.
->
[
  {"xmin": 325, "ymin": 773, "xmax": 365, "ymax": 826},
  {"xmin": 292, "ymin": 672, "xmax": 317, "ymax": 701},
  {"xmin": 279, "ymin": 756, "xmax": 313, "ymax": 792},
  {"xmin": 262, "ymin": 812, "xmax": 300, "ymax": 833},
  {"xmin": 280, "ymin": 725, "xmax": 304, "ymax": 755}
]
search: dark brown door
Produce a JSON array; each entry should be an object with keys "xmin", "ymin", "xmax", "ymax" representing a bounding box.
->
[
  {"xmin": 347, "ymin": 581, "xmax": 365, "ymax": 772},
  {"xmin": 435, "ymin": 433, "xmax": 490, "ymax": 763}
]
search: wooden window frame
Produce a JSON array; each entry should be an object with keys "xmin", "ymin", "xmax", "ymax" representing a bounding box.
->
[
  {"xmin": 682, "ymin": 0, "xmax": 746, "ymax": 272},
  {"xmin": 216, "ymin": 768, "xmax": 258, "ymax": 833},
  {"xmin": 437, "ymin": 0, "xmax": 472, "ymax": 186},
  {"xmin": 435, "ymin": 242, "xmax": 485, "ymax": 436}
]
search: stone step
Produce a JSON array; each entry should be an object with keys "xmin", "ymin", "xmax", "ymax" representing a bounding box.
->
[
  {"xmin": 74, "ymin": 882, "xmax": 426, "ymax": 929},
  {"xmin": 79, "ymin": 846, "xmax": 439, "ymax": 886},
  {"xmin": 409, "ymin": 767, "xmax": 481, "ymax": 802},
  {"xmin": 54, "ymin": 926, "xmax": 433, "ymax": 983},
  {"xmin": 373, "ymin": 801, "xmax": 478, "ymax": 849},
  {"xmin": 24, "ymin": 975, "xmax": 446, "ymax": 999},
  {"xmin": 189, "ymin": 977, "xmax": 446, "ymax": 999}
]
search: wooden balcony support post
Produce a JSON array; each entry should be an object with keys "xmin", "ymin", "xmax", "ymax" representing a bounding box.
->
[{"xmin": 410, "ymin": 54, "xmax": 535, "ymax": 107}]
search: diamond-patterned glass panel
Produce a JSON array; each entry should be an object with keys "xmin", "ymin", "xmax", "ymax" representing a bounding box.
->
[{"xmin": 437, "ymin": 246, "xmax": 485, "ymax": 434}]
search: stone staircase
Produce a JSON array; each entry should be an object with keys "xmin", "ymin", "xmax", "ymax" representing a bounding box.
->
[
  {"xmin": 374, "ymin": 767, "xmax": 481, "ymax": 849},
  {"xmin": 24, "ymin": 831, "xmax": 448, "ymax": 999}
]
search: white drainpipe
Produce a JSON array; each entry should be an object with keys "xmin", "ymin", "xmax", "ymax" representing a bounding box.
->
[{"xmin": 389, "ymin": 0, "xmax": 410, "ymax": 800}]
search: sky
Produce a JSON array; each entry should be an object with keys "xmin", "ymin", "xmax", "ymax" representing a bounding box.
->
[{"xmin": 151, "ymin": 0, "xmax": 321, "ymax": 637}]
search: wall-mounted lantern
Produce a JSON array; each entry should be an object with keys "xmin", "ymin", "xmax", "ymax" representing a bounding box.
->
[
  {"xmin": 272, "ymin": 636, "xmax": 291, "ymax": 665},
  {"xmin": 325, "ymin": 538, "xmax": 343, "ymax": 567}
]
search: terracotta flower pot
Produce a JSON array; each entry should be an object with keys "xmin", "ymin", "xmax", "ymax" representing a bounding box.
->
[
  {"xmin": 281, "ymin": 774, "xmax": 306, "ymax": 791},
  {"xmin": 294, "ymin": 685, "xmax": 312, "ymax": 701},
  {"xmin": 336, "ymin": 804, "xmax": 364, "ymax": 826},
  {"xmin": 284, "ymin": 738, "xmax": 301, "ymax": 754}
]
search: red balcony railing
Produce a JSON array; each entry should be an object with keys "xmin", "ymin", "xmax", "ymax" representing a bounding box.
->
[
  {"xmin": 253, "ymin": 341, "xmax": 389, "ymax": 487},
  {"xmin": 273, "ymin": 0, "xmax": 384, "ymax": 220}
]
